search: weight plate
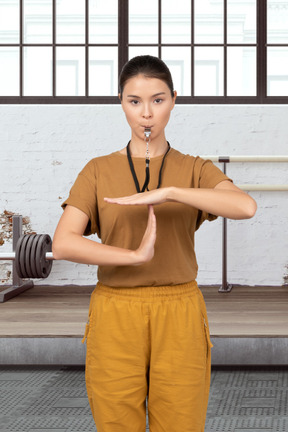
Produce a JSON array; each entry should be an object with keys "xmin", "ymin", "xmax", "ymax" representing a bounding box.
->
[
  {"xmin": 15, "ymin": 235, "xmax": 25, "ymax": 279},
  {"xmin": 35, "ymin": 234, "xmax": 52, "ymax": 279},
  {"xmin": 30, "ymin": 234, "xmax": 42, "ymax": 279},
  {"xmin": 25, "ymin": 234, "xmax": 37, "ymax": 279},
  {"xmin": 19, "ymin": 234, "xmax": 31, "ymax": 278},
  {"xmin": 15, "ymin": 234, "xmax": 53, "ymax": 279},
  {"xmin": 35, "ymin": 234, "xmax": 44, "ymax": 278}
]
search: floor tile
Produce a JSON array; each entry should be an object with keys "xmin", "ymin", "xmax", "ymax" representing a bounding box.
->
[{"xmin": 0, "ymin": 365, "xmax": 287, "ymax": 432}]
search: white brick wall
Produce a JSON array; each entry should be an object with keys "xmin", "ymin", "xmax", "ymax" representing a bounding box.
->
[{"xmin": 0, "ymin": 105, "xmax": 287, "ymax": 286}]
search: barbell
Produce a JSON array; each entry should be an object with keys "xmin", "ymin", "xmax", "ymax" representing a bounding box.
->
[{"xmin": 0, "ymin": 234, "xmax": 54, "ymax": 279}]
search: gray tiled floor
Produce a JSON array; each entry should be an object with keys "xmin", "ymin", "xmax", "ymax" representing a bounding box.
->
[{"xmin": 0, "ymin": 365, "xmax": 287, "ymax": 432}]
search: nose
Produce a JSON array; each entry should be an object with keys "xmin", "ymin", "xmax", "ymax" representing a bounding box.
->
[{"xmin": 142, "ymin": 103, "xmax": 153, "ymax": 119}]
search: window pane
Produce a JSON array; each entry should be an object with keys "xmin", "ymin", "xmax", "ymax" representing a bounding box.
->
[
  {"xmin": 267, "ymin": 0, "xmax": 288, "ymax": 43},
  {"xmin": 227, "ymin": 47, "xmax": 256, "ymax": 96},
  {"xmin": 194, "ymin": 47, "xmax": 224, "ymax": 96},
  {"xmin": 227, "ymin": 0, "xmax": 256, "ymax": 44},
  {"xmin": 0, "ymin": 47, "xmax": 19, "ymax": 95},
  {"xmin": 89, "ymin": 0, "xmax": 117, "ymax": 44},
  {"xmin": 194, "ymin": 0, "xmax": 223, "ymax": 44},
  {"xmin": 267, "ymin": 47, "xmax": 288, "ymax": 96},
  {"xmin": 89, "ymin": 47, "xmax": 117, "ymax": 96},
  {"xmin": 129, "ymin": 47, "xmax": 159, "ymax": 58},
  {"xmin": 161, "ymin": 47, "xmax": 191, "ymax": 96},
  {"xmin": 23, "ymin": 0, "xmax": 52, "ymax": 43},
  {"xmin": 56, "ymin": 47, "xmax": 85, "ymax": 96},
  {"xmin": 23, "ymin": 47, "xmax": 52, "ymax": 96},
  {"xmin": 129, "ymin": 0, "xmax": 158, "ymax": 44},
  {"xmin": 162, "ymin": 0, "xmax": 191, "ymax": 44},
  {"xmin": 0, "ymin": 0, "xmax": 19, "ymax": 44},
  {"xmin": 56, "ymin": 0, "xmax": 85, "ymax": 43}
]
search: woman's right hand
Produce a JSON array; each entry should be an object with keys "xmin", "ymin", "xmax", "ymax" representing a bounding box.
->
[{"xmin": 132, "ymin": 204, "xmax": 157, "ymax": 265}]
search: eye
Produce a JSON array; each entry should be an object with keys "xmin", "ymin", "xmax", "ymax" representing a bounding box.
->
[
  {"xmin": 154, "ymin": 98, "xmax": 163, "ymax": 104},
  {"xmin": 130, "ymin": 100, "xmax": 139, "ymax": 105}
]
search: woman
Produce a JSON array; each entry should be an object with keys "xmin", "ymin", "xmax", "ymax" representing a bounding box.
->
[{"xmin": 53, "ymin": 55, "xmax": 257, "ymax": 432}]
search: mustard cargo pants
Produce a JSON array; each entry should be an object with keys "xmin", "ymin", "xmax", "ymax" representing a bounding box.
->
[{"xmin": 82, "ymin": 281, "xmax": 213, "ymax": 432}]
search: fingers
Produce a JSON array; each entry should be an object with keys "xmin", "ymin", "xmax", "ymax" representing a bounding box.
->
[
  {"xmin": 148, "ymin": 204, "xmax": 156, "ymax": 226},
  {"xmin": 146, "ymin": 205, "xmax": 157, "ymax": 245},
  {"xmin": 104, "ymin": 195, "xmax": 139, "ymax": 205},
  {"xmin": 134, "ymin": 205, "xmax": 156, "ymax": 264},
  {"xmin": 104, "ymin": 188, "xmax": 168, "ymax": 206}
]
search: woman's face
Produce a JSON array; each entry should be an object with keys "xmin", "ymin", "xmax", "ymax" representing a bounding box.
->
[{"xmin": 119, "ymin": 74, "xmax": 177, "ymax": 144}]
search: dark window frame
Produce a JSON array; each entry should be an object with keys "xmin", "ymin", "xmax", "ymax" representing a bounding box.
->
[{"xmin": 0, "ymin": 0, "xmax": 287, "ymax": 104}]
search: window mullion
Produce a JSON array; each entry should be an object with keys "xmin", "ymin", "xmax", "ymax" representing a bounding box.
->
[
  {"xmin": 85, "ymin": 0, "xmax": 89, "ymax": 97},
  {"xmin": 19, "ymin": 0, "xmax": 23, "ymax": 97},
  {"xmin": 191, "ymin": 0, "xmax": 194, "ymax": 97},
  {"xmin": 257, "ymin": 0, "xmax": 267, "ymax": 102},
  {"xmin": 224, "ymin": 0, "xmax": 227, "ymax": 97},
  {"xmin": 158, "ymin": 0, "xmax": 161, "ymax": 58},
  {"xmin": 53, "ymin": 0, "xmax": 56, "ymax": 97},
  {"xmin": 118, "ymin": 0, "xmax": 128, "ymax": 79}
]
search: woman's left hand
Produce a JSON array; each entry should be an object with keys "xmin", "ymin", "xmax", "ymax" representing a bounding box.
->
[{"xmin": 104, "ymin": 188, "xmax": 170, "ymax": 206}]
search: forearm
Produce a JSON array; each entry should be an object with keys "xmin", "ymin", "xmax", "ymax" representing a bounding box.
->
[
  {"xmin": 167, "ymin": 186, "xmax": 257, "ymax": 220},
  {"xmin": 52, "ymin": 233, "xmax": 140, "ymax": 266}
]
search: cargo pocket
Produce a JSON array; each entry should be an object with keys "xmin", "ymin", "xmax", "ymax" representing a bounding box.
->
[
  {"xmin": 81, "ymin": 319, "xmax": 90, "ymax": 344},
  {"xmin": 203, "ymin": 317, "xmax": 214, "ymax": 359},
  {"xmin": 196, "ymin": 289, "xmax": 213, "ymax": 356},
  {"xmin": 82, "ymin": 287, "xmax": 97, "ymax": 344}
]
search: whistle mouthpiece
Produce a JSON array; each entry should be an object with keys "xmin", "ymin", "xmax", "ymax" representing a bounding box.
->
[{"xmin": 144, "ymin": 128, "xmax": 151, "ymax": 138}]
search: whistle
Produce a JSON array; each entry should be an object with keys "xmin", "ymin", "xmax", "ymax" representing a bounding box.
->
[{"xmin": 144, "ymin": 128, "xmax": 151, "ymax": 139}]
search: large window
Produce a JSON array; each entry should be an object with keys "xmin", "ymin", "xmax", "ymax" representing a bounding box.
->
[{"xmin": 0, "ymin": 0, "xmax": 287, "ymax": 103}]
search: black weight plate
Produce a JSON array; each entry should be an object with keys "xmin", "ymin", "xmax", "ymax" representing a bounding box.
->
[
  {"xmin": 25, "ymin": 234, "xmax": 37, "ymax": 279},
  {"xmin": 19, "ymin": 234, "xmax": 31, "ymax": 278},
  {"xmin": 42, "ymin": 234, "xmax": 52, "ymax": 278},
  {"xmin": 15, "ymin": 235, "xmax": 25, "ymax": 279},
  {"xmin": 42, "ymin": 234, "xmax": 53, "ymax": 278},
  {"xmin": 35, "ymin": 234, "xmax": 52, "ymax": 279},
  {"xmin": 35, "ymin": 235, "xmax": 45, "ymax": 278},
  {"xmin": 30, "ymin": 234, "xmax": 42, "ymax": 279}
]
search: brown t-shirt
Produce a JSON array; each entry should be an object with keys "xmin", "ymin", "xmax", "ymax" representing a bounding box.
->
[{"xmin": 61, "ymin": 148, "xmax": 232, "ymax": 287}]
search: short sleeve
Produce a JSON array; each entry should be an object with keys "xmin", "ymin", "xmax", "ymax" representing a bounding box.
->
[
  {"xmin": 194, "ymin": 157, "xmax": 233, "ymax": 229},
  {"xmin": 61, "ymin": 159, "xmax": 100, "ymax": 237}
]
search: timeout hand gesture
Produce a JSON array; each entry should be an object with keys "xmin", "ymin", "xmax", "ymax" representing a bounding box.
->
[{"xmin": 104, "ymin": 195, "xmax": 159, "ymax": 265}]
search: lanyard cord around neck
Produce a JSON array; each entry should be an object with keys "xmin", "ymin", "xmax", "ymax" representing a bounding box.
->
[{"xmin": 126, "ymin": 140, "xmax": 171, "ymax": 193}]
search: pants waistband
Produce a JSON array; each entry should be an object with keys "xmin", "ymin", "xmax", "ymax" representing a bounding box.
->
[{"xmin": 95, "ymin": 281, "xmax": 199, "ymax": 301}]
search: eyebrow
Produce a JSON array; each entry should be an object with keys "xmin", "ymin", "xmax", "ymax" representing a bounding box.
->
[{"xmin": 126, "ymin": 92, "xmax": 166, "ymax": 98}]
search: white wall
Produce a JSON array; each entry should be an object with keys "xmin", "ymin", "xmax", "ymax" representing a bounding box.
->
[{"xmin": 0, "ymin": 105, "xmax": 287, "ymax": 287}]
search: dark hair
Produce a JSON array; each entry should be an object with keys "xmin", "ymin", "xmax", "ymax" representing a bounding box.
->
[{"xmin": 118, "ymin": 55, "xmax": 174, "ymax": 100}]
